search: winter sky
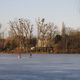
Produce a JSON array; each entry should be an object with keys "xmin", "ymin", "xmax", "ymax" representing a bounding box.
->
[{"xmin": 0, "ymin": 0, "xmax": 80, "ymax": 34}]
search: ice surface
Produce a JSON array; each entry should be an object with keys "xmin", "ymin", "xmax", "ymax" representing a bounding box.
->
[{"xmin": 0, "ymin": 54, "xmax": 80, "ymax": 80}]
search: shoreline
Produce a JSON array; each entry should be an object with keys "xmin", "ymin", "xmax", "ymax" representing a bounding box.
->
[{"xmin": 0, "ymin": 52, "xmax": 80, "ymax": 54}]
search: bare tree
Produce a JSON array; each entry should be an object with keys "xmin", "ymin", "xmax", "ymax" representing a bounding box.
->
[
  {"xmin": 9, "ymin": 18, "xmax": 33, "ymax": 52},
  {"xmin": 0, "ymin": 23, "xmax": 5, "ymax": 51},
  {"xmin": 61, "ymin": 22, "xmax": 66, "ymax": 36},
  {"xmin": 36, "ymin": 18, "xmax": 57, "ymax": 39},
  {"xmin": 36, "ymin": 18, "xmax": 58, "ymax": 49},
  {"xmin": 0, "ymin": 23, "xmax": 4, "ymax": 39}
]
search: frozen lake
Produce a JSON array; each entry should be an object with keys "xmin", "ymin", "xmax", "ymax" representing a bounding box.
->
[{"xmin": 0, "ymin": 54, "xmax": 80, "ymax": 80}]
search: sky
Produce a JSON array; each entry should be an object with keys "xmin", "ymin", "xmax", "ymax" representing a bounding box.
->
[{"xmin": 0, "ymin": 0, "xmax": 80, "ymax": 36}]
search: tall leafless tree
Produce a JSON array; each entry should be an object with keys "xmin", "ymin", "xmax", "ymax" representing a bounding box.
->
[
  {"xmin": 9, "ymin": 18, "xmax": 33, "ymax": 52},
  {"xmin": 36, "ymin": 18, "xmax": 58, "ymax": 48}
]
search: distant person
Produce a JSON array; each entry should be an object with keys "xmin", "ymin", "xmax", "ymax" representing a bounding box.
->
[
  {"xmin": 18, "ymin": 54, "xmax": 21, "ymax": 59},
  {"xmin": 30, "ymin": 47, "xmax": 34, "ymax": 58},
  {"xmin": 29, "ymin": 53, "xmax": 32, "ymax": 58}
]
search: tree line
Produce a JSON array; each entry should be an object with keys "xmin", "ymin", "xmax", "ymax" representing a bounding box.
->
[{"xmin": 0, "ymin": 18, "xmax": 80, "ymax": 53}]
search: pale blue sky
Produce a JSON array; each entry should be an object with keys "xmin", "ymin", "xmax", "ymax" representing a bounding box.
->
[{"xmin": 0, "ymin": 0, "xmax": 80, "ymax": 34}]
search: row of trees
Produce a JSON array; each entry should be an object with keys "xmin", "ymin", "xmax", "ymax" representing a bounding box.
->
[{"xmin": 0, "ymin": 18, "xmax": 80, "ymax": 53}]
